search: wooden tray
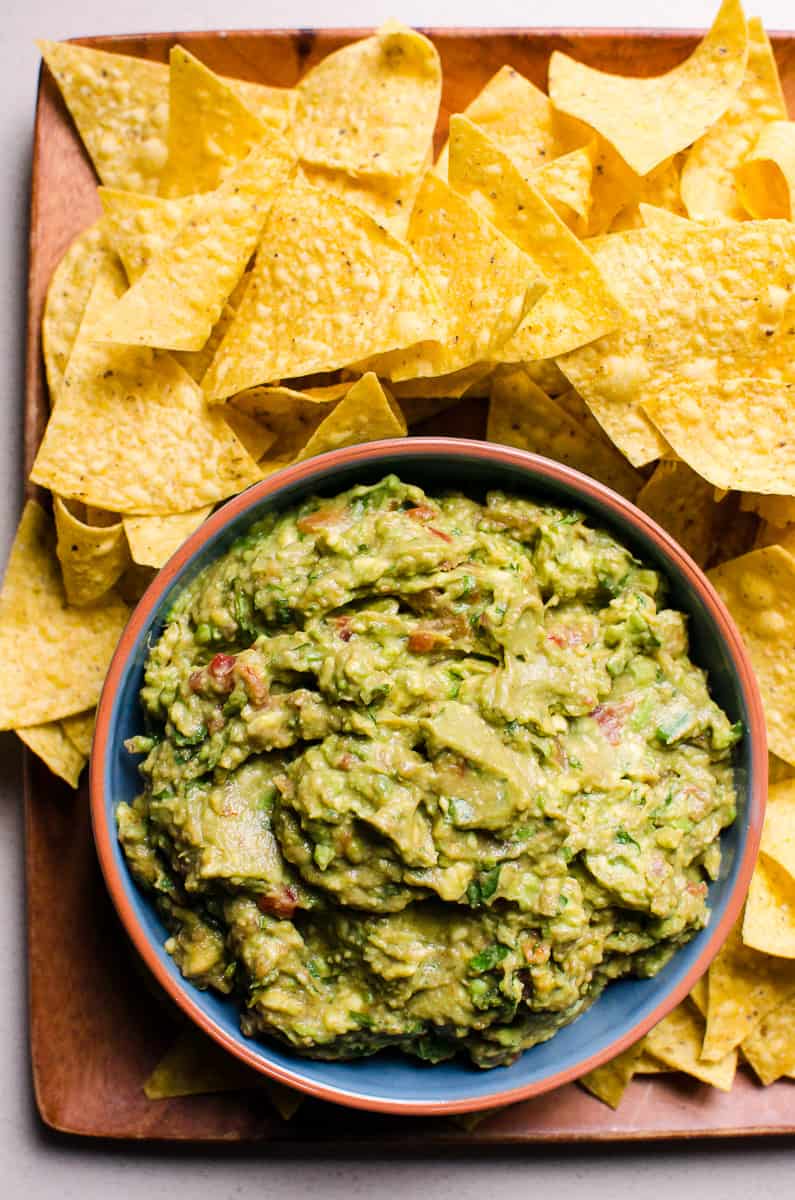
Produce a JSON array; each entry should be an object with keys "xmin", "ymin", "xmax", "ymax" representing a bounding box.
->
[{"xmin": 25, "ymin": 26, "xmax": 795, "ymax": 1143}]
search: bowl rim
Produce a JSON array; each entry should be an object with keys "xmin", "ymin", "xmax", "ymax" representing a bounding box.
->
[{"xmin": 90, "ymin": 436, "xmax": 767, "ymax": 1115}]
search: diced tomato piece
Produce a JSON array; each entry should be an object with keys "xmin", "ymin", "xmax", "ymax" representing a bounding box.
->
[
  {"xmin": 297, "ymin": 506, "xmax": 344, "ymax": 533},
  {"xmin": 188, "ymin": 669, "xmax": 206, "ymax": 693},
  {"xmin": 429, "ymin": 526, "xmax": 452, "ymax": 543},
  {"xmin": 408, "ymin": 629, "xmax": 448, "ymax": 653},
  {"xmin": 406, "ymin": 504, "xmax": 437, "ymax": 523},
  {"xmin": 256, "ymin": 886, "xmax": 298, "ymax": 919},
  {"xmin": 237, "ymin": 662, "xmax": 269, "ymax": 706},
  {"xmin": 335, "ymin": 616, "xmax": 353, "ymax": 643},
  {"xmin": 208, "ymin": 652, "xmax": 236, "ymax": 691},
  {"xmin": 590, "ymin": 699, "xmax": 635, "ymax": 745}
]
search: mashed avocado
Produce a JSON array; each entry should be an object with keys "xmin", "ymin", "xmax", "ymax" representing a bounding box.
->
[{"xmin": 119, "ymin": 476, "xmax": 740, "ymax": 1068}]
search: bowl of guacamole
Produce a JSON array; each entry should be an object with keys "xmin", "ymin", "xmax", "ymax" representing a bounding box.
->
[{"xmin": 91, "ymin": 439, "xmax": 765, "ymax": 1113}]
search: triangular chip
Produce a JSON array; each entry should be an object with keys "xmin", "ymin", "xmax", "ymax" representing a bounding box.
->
[
  {"xmin": 42, "ymin": 223, "xmax": 112, "ymax": 406},
  {"xmin": 487, "ymin": 367, "xmax": 642, "ymax": 500},
  {"xmin": 99, "ymin": 189, "xmax": 204, "ymax": 283},
  {"xmin": 0, "ymin": 502, "xmax": 129, "ymax": 728},
  {"xmin": 769, "ymin": 751, "xmax": 795, "ymax": 784},
  {"xmin": 295, "ymin": 23, "xmax": 441, "ymax": 179},
  {"xmin": 761, "ymin": 778, "xmax": 795, "ymax": 881},
  {"xmin": 736, "ymin": 120, "xmax": 795, "ymax": 220},
  {"xmin": 558, "ymin": 220, "xmax": 795, "ymax": 467},
  {"xmin": 38, "ymin": 40, "xmax": 170, "ymax": 194},
  {"xmin": 17, "ymin": 720, "xmax": 86, "ymax": 788},
  {"xmin": 708, "ymin": 545, "xmax": 795, "ymax": 764},
  {"xmin": 690, "ymin": 976, "xmax": 709, "ymax": 1018},
  {"xmin": 31, "ymin": 260, "xmax": 263, "ymax": 514},
  {"xmin": 578, "ymin": 1040, "xmax": 643, "ymax": 1109},
  {"xmin": 742, "ymin": 494, "xmax": 795, "ymax": 526},
  {"xmin": 548, "ymin": 0, "xmax": 749, "ymax": 176},
  {"xmin": 222, "ymin": 409, "xmax": 276, "ymax": 463},
  {"xmin": 635, "ymin": 460, "xmax": 721, "ymax": 568},
  {"xmin": 644, "ymin": 1001, "xmax": 737, "ymax": 1090},
  {"xmin": 61, "ymin": 708, "xmax": 96, "ymax": 757},
  {"xmin": 743, "ymin": 853, "xmax": 795, "ymax": 958},
  {"xmin": 681, "ymin": 18, "xmax": 786, "ymax": 221},
  {"xmin": 298, "ymin": 162, "xmax": 423, "ymax": 239},
  {"xmin": 54, "ymin": 496, "xmax": 130, "ymax": 606},
  {"xmin": 294, "ymin": 373, "xmax": 406, "ymax": 461},
  {"xmin": 390, "ymin": 363, "xmax": 492, "ymax": 401},
  {"xmin": 534, "ymin": 144, "xmax": 593, "ymax": 232},
  {"xmin": 446, "ymin": 116, "xmax": 624, "ymax": 363},
  {"xmin": 95, "ymin": 135, "xmax": 294, "ymax": 351},
  {"xmin": 159, "ymin": 46, "xmax": 272, "ymax": 197},
  {"xmin": 123, "ymin": 508, "xmax": 213, "ymax": 569},
  {"xmin": 741, "ymin": 992, "xmax": 795, "ymax": 1084},
  {"xmin": 361, "ymin": 172, "xmax": 544, "ymax": 380},
  {"xmin": 611, "ymin": 155, "xmax": 687, "ymax": 232},
  {"xmin": 703, "ymin": 914, "xmax": 795, "ymax": 1061},
  {"xmin": 201, "ymin": 179, "xmax": 442, "ymax": 399}
]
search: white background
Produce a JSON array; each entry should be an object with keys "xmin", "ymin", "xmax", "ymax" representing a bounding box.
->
[{"xmin": 1, "ymin": 2, "xmax": 793, "ymax": 1195}]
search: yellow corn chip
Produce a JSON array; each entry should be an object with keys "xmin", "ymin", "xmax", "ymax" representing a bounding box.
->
[
  {"xmin": 173, "ymin": 274, "xmax": 252, "ymax": 385},
  {"xmin": 524, "ymin": 359, "xmax": 569, "ymax": 398},
  {"xmin": 447, "ymin": 117, "xmax": 623, "ymax": 364},
  {"xmin": 742, "ymin": 494, "xmax": 795, "ymax": 526},
  {"xmin": 159, "ymin": 46, "xmax": 271, "ymax": 198},
  {"xmin": 737, "ymin": 120, "xmax": 795, "ymax": 220},
  {"xmin": 295, "ymin": 24, "xmax": 441, "ymax": 180},
  {"xmin": 53, "ymin": 496, "xmax": 130, "ymax": 607},
  {"xmin": 559, "ymin": 221, "xmax": 795, "ymax": 467},
  {"xmin": 61, "ymin": 708, "xmax": 96, "ymax": 758},
  {"xmin": 690, "ymin": 976, "xmax": 709, "ymax": 1018},
  {"xmin": 708, "ymin": 545, "xmax": 795, "ymax": 763},
  {"xmin": 533, "ymin": 144, "xmax": 593, "ymax": 232},
  {"xmin": 123, "ymin": 508, "xmax": 213, "ymax": 570},
  {"xmin": 202, "ymin": 179, "xmax": 442, "ymax": 399},
  {"xmin": 298, "ymin": 163, "xmax": 423, "ymax": 240},
  {"xmin": 31, "ymin": 261, "xmax": 263, "ymax": 514},
  {"xmin": 743, "ymin": 854, "xmax": 795, "ymax": 958},
  {"xmin": 644, "ymin": 1001, "xmax": 737, "ymax": 1090},
  {"xmin": 755, "ymin": 520, "xmax": 795, "ymax": 556},
  {"xmin": 548, "ymin": 0, "xmax": 749, "ymax": 177},
  {"xmin": 96, "ymin": 136, "xmax": 294, "ymax": 352},
  {"xmin": 144, "ymin": 1027, "xmax": 304, "ymax": 1118},
  {"xmin": 228, "ymin": 79, "xmax": 295, "ymax": 133},
  {"xmin": 294, "ymin": 373, "xmax": 406, "ymax": 461},
  {"xmin": 634, "ymin": 1051, "xmax": 671, "ymax": 1074},
  {"xmin": 761, "ymin": 779, "xmax": 795, "ymax": 881},
  {"xmin": 0, "ymin": 502, "xmax": 129, "ymax": 728},
  {"xmin": 99, "ymin": 189, "xmax": 204, "ymax": 283},
  {"xmin": 579, "ymin": 1040, "xmax": 644, "ymax": 1108},
  {"xmin": 681, "ymin": 19, "xmax": 786, "ymax": 221},
  {"xmin": 390, "ymin": 363, "xmax": 492, "ymax": 401},
  {"xmin": 741, "ymin": 992, "xmax": 795, "ymax": 1084},
  {"xmin": 635, "ymin": 459, "xmax": 721, "ymax": 567},
  {"xmin": 222, "ymin": 409, "xmax": 276, "ymax": 463},
  {"xmin": 487, "ymin": 367, "xmax": 642, "ymax": 500},
  {"xmin": 396, "ymin": 397, "xmax": 461, "ymax": 426},
  {"xmin": 552, "ymin": 385, "xmax": 622, "ymax": 447},
  {"xmin": 362, "ymin": 171, "xmax": 544, "ymax": 380},
  {"xmin": 703, "ymin": 914, "xmax": 795, "ymax": 1061},
  {"xmin": 611, "ymin": 156, "xmax": 687, "ymax": 231},
  {"xmin": 17, "ymin": 720, "xmax": 86, "ymax": 788},
  {"xmin": 38, "ymin": 41, "xmax": 170, "ymax": 194},
  {"xmin": 637, "ymin": 203, "xmax": 697, "ymax": 232},
  {"xmin": 42, "ymin": 223, "xmax": 112, "ymax": 405},
  {"xmin": 769, "ymin": 752, "xmax": 795, "ymax": 784}
]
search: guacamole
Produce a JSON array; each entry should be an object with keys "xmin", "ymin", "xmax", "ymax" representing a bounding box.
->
[{"xmin": 118, "ymin": 476, "xmax": 740, "ymax": 1068}]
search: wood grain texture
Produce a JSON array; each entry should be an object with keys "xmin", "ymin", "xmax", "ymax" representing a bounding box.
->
[{"xmin": 24, "ymin": 27, "xmax": 795, "ymax": 1143}]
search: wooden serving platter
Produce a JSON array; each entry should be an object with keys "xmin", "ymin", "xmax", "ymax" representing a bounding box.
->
[{"xmin": 25, "ymin": 27, "xmax": 795, "ymax": 1143}]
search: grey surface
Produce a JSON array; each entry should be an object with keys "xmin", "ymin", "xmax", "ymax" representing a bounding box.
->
[{"xmin": 1, "ymin": 0, "xmax": 792, "ymax": 1194}]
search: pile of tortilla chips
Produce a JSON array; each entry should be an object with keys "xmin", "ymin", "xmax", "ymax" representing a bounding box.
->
[{"xmin": 3, "ymin": 1, "xmax": 795, "ymax": 1108}]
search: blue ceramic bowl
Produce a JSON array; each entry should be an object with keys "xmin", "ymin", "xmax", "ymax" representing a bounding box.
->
[{"xmin": 91, "ymin": 438, "xmax": 766, "ymax": 1115}]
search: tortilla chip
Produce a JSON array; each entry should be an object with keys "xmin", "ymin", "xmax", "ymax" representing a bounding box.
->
[
  {"xmin": 558, "ymin": 220, "xmax": 795, "ymax": 468},
  {"xmin": 99, "ymin": 190, "xmax": 204, "ymax": 284},
  {"xmin": 769, "ymin": 752, "xmax": 795, "ymax": 784},
  {"xmin": 42, "ymin": 223, "xmax": 112, "ymax": 405},
  {"xmin": 742, "ymin": 494, "xmax": 795, "ymax": 526},
  {"xmin": 38, "ymin": 41, "xmax": 170, "ymax": 194},
  {"xmin": 690, "ymin": 976, "xmax": 709, "ymax": 1018},
  {"xmin": 524, "ymin": 359, "xmax": 569, "ymax": 398},
  {"xmin": 637, "ymin": 203, "xmax": 698, "ymax": 232},
  {"xmin": 397, "ymin": 397, "xmax": 461, "ymax": 426},
  {"xmin": 534, "ymin": 144, "xmax": 593, "ymax": 233},
  {"xmin": 548, "ymin": 0, "xmax": 749, "ymax": 177},
  {"xmin": 743, "ymin": 854, "xmax": 795, "ymax": 958},
  {"xmin": 173, "ymin": 275, "xmax": 252, "ymax": 385},
  {"xmin": 737, "ymin": 120, "xmax": 795, "ymax": 220},
  {"xmin": 703, "ymin": 915, "xmax": 795, "ymax": 1061},
  {"xmin": 292, "ymin": 373, "xmax": 405, "ymax": 462},
  {"xmin": 633, "ymin": 1051, "xmax": 671, "ymax": 1074},
  {"xmin": 761, "ymin": 779, "xmax": 795, "ymax": 880},
  {"xmin": 53, "ymin": 496, "xmax": 130, "ymax": 606},
  {"xmin": 446, "ymin": 117, "xmax": 623, "ymax": 364},
  {"xmin": 708, "ymin": 493, "xmax": 760, "ymax": 570},
  {"xmin": 553, "ymin": 385, "xmax": 625, "ymax": 448},
  {"xmin": 117, "ymin": 563, "xmax": 156, "ymax": 607},
  {"xmin": 201, "ymin": 179, "xmax": 443, "ymax": 399},
  {"xmin": 227, "ymin": 79, "xmax": 295, "ymax": 133},
  {"xmin": 708, "ymin": 545, "xmax": 795, "ymax": 764},
  {"xmin": 143, "ymin": 1027, "xmax": 302, "ymax": 1118},
  {"xmin": 31, "ymin": 260, "xmax": 263, "ymax": 515},
  {"xmin": 741, "ymin": 992, "xmax": 795, "ymax": 1084},
  {"xmin": 222, "ymin": 409, "xmax": 276, "ymax": 463},
  {"xmin": 635, "ymin": 460, "xmax": 720, "ymax": 567},
  {"xmin": 123, "ymin": 508, "xmax": 213, "ymax": 570},
  {"xmin": 159, "ymin": 46, "xmax": 271, "ymax": 198},
  {"xmin": 96, "ymin": 136, "xmax": 294, "ymax": 352},
  {"xmin": 61, "ymin": 708, "xmax": 96, "ymax": 758},
  {"xmin": 17, "ymin": 720, "xmax": 86, "ymax": 788},
  {"xmin": 644, "ymin": 1001, "xmax": 737, "ymax": 1090},
  {"xmin": 579, "ymin": 1041, "xmax": 644, "ymax": 1108},
  {"xmin": 755, "ymin": 520, "xmax": 795, "ymax": 557},
  {"xmin": 362, "ymin": 171, "xmax": 544, "ymax": 380},
  {"xmin": 488, "ymin": 367, "xmax": 642, "ymax": 500},
  {"xmin": 295, "ymin": 24, "xmax": 441, "ymax": 180},
  {"xmin": 390, "ymin": 364, "xmax": 492, "ymax": 402},
  {"xmin": 0, "ymin": 501, "xmax": 129, "ymax": 728},
  {"xmin": 681, "ymin": 19, "xmax": 786, "ymax": 221},
  {"xmin": 298, "ymin": 163, "xmax": 423, "ymax": 240},
  {"xmin": 610, "ymin": 156, "xmax": 687, "ymax": 231}
]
